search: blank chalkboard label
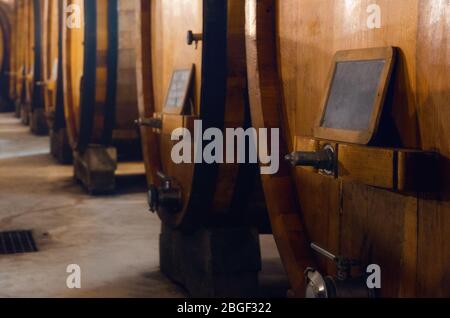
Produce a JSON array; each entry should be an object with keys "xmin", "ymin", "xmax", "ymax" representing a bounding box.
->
[
  {"xmin": 165, "ymin": 68, "xmax": 193, "ymax": 109},
  {"xmin": 321, "ymin": 59, "xmax": 385, "ymax": 131}
]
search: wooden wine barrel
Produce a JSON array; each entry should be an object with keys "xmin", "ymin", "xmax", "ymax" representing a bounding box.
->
[
  {"xmin": 24, "ymin": 0, "xmax": 35, "ymax": 112},
  {"xmin": 20, "ymin": 0, "xmax": 48, "ymax": 133},
  {"xmin": 41, "ymin": 0, "xmax": 72, "ymax": 162},
  {"xmin": 8, "ymin": 0, "xmax": 17, "ymax": 108},
  {"xmin": 62, "ymin": 0, "xmax": 140, "ymax": 156},
  {"xmin": 13, "ymin": 0, "xmax": 27, "ymax": 118},
  {"xmin": 8, "ymin": 0, "xmax": 20, "ymax": 116},
  {"xmin": 19, "ymin": 0, "xmax": 34, "ymax": 124},
  {"xmin": 136, "ymin": 0, "xmax": 267, "ymax": 231},
  {"xmin": 42, "ymin": 0, "xmax": 60, "ymax": 126},
  {"xmin": 12, "ymin": 0, "xmax": 37, "ymax": 125},
  {"xmin": 246, "ymin": 0, "xmax": 450, "ymax": 298},
  {"xmin": 0, "ymin": 1, "xmax": 13, "ymax": 111},
  {"xmin": 0, "ymin": 18, "xmax": 4, "ymax": 81}
]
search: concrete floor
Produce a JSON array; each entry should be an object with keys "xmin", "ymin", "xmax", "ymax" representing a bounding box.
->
[{"xmin": 0, "ymin": 112, "xmax": 289, "ymax": 298}]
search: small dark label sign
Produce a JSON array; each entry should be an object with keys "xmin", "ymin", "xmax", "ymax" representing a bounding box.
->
[
  {"xmin": 165, "ymin": 67, "xmax": 194, "ymax": 111},
  {"xmin": 321, "ymin": 59, "xmax": 385, "ymax": 131}
]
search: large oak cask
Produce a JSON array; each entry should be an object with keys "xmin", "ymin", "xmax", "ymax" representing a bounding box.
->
[
  {"xmin": 12, "ymin": 0, "xmax": 26, "ymax": 118},
  {"xmin": 10, "ymin": 0, "xmax": 47, "ymax": 131},
  {"xmin": 0, "ymin": 1, "xmax": 12, "ymax": 111},
  {"xmin": 136, "ymin": 0, "xmax": 267, "ymax": 231},
  {"xmin": 246, "ymin": 0, "xmax": 450, "ymax": 297},
  {"xmin": 62, "ymin": 0, "xmax": 140, "ymax": 156},
  {"xmin": 21, "ymin": 0, "xmax": 35, "ymax": 125},
  {"xmin": 42, "ymin": 0, "xmax": 60, "ymax": 121},
  {"xmin": 8, "ymin": 0, "xmax": 18, "ymax": 109},
  {"xmin": 41, "ymin": 0, "xmax": 72, "ymax": 162},
  {"xmin": 26, "ymin": 0, "xmax": 48, "ymax": 133}
]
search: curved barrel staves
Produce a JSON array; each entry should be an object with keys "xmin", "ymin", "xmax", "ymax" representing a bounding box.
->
[
  {"xmin": 136, "ymin": 0, "xmax": 268, "ymax": 231},
  {"xmin": 62, "ymin": 0, "xmax": 141, "ymax": 192},
  {"xmin": 8, "ymin": 0, "xmax": 18, "ymax": 113},
  {"xmin": 42, "ymin": 0, "xmax": 72, "ymax": 162},
  {"xmin": 415, "ymin": 0, "xmax": 450, "ymax": 297},
  {"xmin": 246, "ymin": 0, "xmax": 450, "ymax": 298},
  {"xmin": 62, "ymin": 0, "xmax": 140, "ymax": 154},
  {"xmin": 14, "ymin": 0, "xmax": 47, "ymax": 131},
  {"xmin": 27, "ymin": 0, "xmax": 48, "ymax": 134},
  {"xmin": 245, "ymin": 0, "xmax": 314, "ymax": 297},
  {"xmin": 21, "ymin": 0, "xmax": 34, "ymax": 125},
  {"xmin": 13, "ymin": 0, "xmax": 27, "ymax": 118},
  {"xmin": 0, "ymin": 2, "xmax": 13, "ymax": 111},
  {"xmin": 42, "ymin": 0, "xmax": 60, "ymax": 122}
]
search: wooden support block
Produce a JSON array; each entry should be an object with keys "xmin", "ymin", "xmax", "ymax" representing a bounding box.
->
[
  {"xmin": 30, "ymin": 108, "xmax": 49, "ymax": 136},
  {"xmin": 73, "ymin": 146, "xmax": 118, "ymax": 194},
  {"xmin": 338, "ymin": 144, "xmax": 396, "ymax": 189},
  {"xmin": 20, "ymin": 102, "xmax": 30, "ymax": 126},
  {"xmin": 50, "ymin": 128, "xmax": 73, "ymax": 164},
  {"xmin": 160, "ymin": 225, "xmax": 261, "ymax": 298},
  {"xmin": 0, "ymin": 96, "xmax": 13, "ymax": 112},
  {"xmin": 14, "ymin": 100, "xmax": 21, "ymax": 118},
  {"xmin": 295, "ymin": 137, "xmax": 439, "ymax": 192}
]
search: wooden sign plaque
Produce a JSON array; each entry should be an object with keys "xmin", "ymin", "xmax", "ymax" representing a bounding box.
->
[
  {"xmin": 163, "ymin": 65, "xmax": 195, "ymax": 115},
  {"xmin": 314, "ymin": 47, "xmax": 396, "ymax": 145}
]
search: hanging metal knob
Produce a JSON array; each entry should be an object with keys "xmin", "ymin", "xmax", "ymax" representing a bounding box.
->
[{"xmin": 187, "ymin": 30, "xmax": 203, "ymax": 49}]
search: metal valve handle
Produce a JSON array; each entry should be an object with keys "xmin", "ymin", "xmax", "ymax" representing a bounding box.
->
[
  {"xmin": 147, "ymin": 171, "xmax": 182, "ymax": 214},
  {"xmin": 311, "ymin": 243, "xmax": 338, "ymax": 262},
  {"xmin": 285, "ymin": 145, "xmax": 335, "ymax": 173},
  {"xmin": 306, "ymin": 244, "xmax": 374, "ymax": 298},
  {"xmin": 310, "ymin": 243, "xmax": 361, "ymax": 281}
]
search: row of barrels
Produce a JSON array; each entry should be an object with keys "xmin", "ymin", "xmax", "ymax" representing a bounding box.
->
[
  {"xmin": 3, "ymin": 0, "xmax": 450, "ymax": 298},
  {"xmin": 6, "ymin": 0, "xmax": 140, "ymax": 155},
  {"xmin": 0, "ymin": 0, "xmax": 12, "ymax": 111}
]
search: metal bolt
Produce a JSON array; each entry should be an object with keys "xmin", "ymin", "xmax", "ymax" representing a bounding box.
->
[
  {"xmin": 187, "ymin": 30, "xmax": 203, "ymax": 48},
  {"xmin": 285, "ymin": 144, "xmax": 336, "ymax": 174}
]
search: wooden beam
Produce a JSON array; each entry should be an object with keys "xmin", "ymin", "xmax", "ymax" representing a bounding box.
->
[{"xmin": 295, "ymin": 137, "xmax": 439, "ymax": 192}]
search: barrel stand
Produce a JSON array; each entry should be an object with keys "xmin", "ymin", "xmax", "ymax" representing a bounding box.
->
[
  {"xmin": 30, "ymin": 108, "xmax": 49, "ymax": 135},
  {"xmin": 0, "ymin": 96, "xmax": 13, "ymax": 112},
  {"xmin": 20, "ymin": 101, "xmax": 30, "ymax": 125},
  {"xmin": 50, "ymin": 128, "xmax": 72, "ymax": 164},
  {"xmin": 160, "ymin": 225, "xmax": 261, "ymax": 298},
  {"xmin": 73, "ymin": 145, "xmax": 117, "ymax": 194},
  {"xmin": 14, "ymin": 99, "xmax": 21, "ymax": 118}
]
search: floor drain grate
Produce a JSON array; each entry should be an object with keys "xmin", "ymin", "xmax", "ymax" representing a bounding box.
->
[{"xmin": 0, "ymin": 230, "xmax": 38, "ymax": 255}]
